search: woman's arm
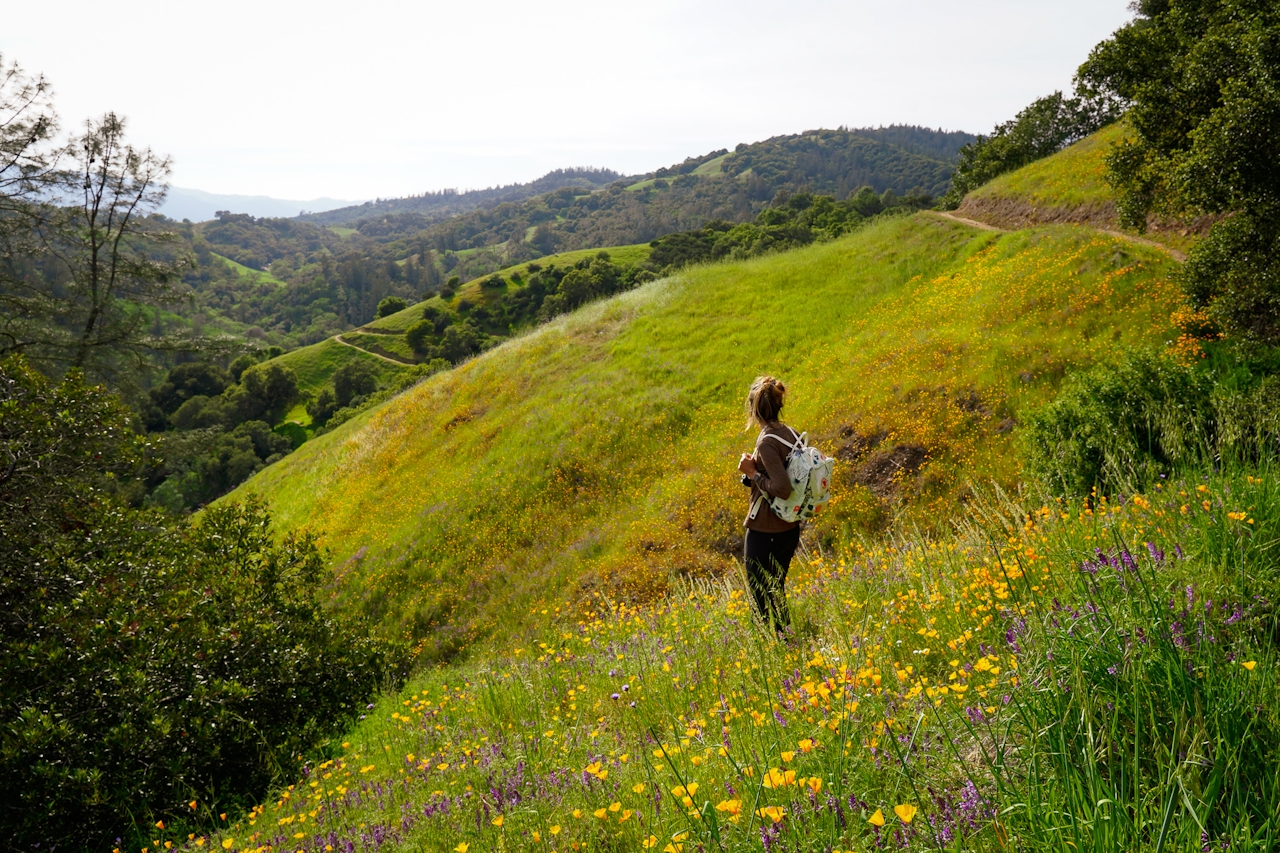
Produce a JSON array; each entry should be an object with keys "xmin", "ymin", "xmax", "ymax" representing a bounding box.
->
[{"xmin": 752, "ymin": 438, "xmax": 793, "ymax": 500}]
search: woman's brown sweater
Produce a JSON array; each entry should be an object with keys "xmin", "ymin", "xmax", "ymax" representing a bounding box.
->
[{"xmin": 745, "ymin": 422, "xmax": 800, "ymax": 532}]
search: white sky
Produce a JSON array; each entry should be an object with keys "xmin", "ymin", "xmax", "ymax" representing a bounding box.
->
[{"xmin": 3, "ymin": 1, "xmax": 1134, "ymax": 201}]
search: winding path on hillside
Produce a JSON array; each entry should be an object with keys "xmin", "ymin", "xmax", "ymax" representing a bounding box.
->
[
  {"xmin": 927, "ymin": 210, "xmax": 1188, "ymax": 262},
  {"xmin": 333, "ymin": 334, "xmax": 416, "ymax": 365}
]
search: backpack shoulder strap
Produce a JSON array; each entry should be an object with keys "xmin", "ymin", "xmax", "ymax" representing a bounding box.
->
[{"xmin": 760, "ymin": 431, "xmax": 796, "ymax": 451}]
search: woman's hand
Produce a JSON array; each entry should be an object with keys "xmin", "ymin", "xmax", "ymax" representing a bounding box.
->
[{"xmin": 737, "ymin": 453, "xmax": 758, "ymax": 477}]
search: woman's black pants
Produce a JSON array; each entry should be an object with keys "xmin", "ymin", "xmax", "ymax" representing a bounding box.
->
[{"xmin": 744, "ymin": 526, "xmax": 800, "ymax": 633}]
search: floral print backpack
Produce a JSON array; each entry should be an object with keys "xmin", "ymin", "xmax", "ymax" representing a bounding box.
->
[{"xmin": 749, "ymin": 427, "xmax": 835, "ymax": 523}]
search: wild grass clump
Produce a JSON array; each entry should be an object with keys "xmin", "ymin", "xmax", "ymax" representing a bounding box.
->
[{"xmin": 177, "ymin": 463, "xmax": 1280, "ymax": 853}]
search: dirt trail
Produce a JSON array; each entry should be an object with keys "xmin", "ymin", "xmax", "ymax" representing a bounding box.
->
[
  {"xmin": 927, "ymin": 210, "xmax": 1187, "ymax": 262},
  {"xmin": 333, "ymin": 334, "xmax": 416, "ymax": 365},
  {"xmin": 927, "ymin": 210, "xmax": 1006, "ymax": 233}
]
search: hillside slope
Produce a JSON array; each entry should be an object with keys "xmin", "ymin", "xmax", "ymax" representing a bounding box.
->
[
  {"xmin": 233, "ymin": 205, "xmax": 1181, "ymax": 658},
  {"xmin": 956, "ymin": 121, "xmax": 1212, "ymax": 254}
]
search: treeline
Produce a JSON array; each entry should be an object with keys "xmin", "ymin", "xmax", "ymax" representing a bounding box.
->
[{"xmin": 647, "ymin": 187, "xmax": 931, "ymax": 269}]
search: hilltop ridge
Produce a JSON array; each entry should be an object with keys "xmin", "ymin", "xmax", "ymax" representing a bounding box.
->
[
  {"xmin": 297, "ymin": 125, "xmax": 972, "ymax": 235},
  {"xmin": 297, "ymin": 167, "xmax": 626, "ymax": 227}
]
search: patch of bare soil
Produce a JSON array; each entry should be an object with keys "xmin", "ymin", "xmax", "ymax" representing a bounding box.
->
[
  {"xmin": 956, "ymin": 195, "xmax": 1119, "ymax": 231},
  {"xmin": 832, "ymin": 425, "xmax": 929, "ymax": 501},
  {"xmin": 953, "ymin": 195, "xmax": 1216, "ymax": 262}
]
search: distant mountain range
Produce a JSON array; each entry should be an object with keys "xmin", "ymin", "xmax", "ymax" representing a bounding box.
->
[
  {"xmin": 160, "ymin": 187, "xmax": 362, "ymax": 223},
  {"xmin": 296, "ymin": 167, "xmax": 626, "ymax": 227}
]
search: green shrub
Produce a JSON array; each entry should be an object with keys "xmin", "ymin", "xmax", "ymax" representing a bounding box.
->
[
  {"xmin": 307, "ymin": 386, "xmax": 339, "ymax": 426},
  {"xmin": 1025, "ymin": 347, "xmax": 1280, "ymax": 495},
  {"xmin": 331, "ymin": 359, "xmax": 380, "ymax": 407},
  {"xmin": 377, "ymin": 295, "xmax": 408, "ymax": 318},
  {"xmin": 405, "ymin": 318, "xmax": 433, "ymax": 353},
  {"xmin": 0, "ymin": 357, "xmax": 405, "ymax": 848}
]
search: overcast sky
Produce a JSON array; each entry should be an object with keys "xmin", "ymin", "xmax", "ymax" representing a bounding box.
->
[{"xmin": 3, "ymin": 1, "xmax": 1133, "ymax": 201}]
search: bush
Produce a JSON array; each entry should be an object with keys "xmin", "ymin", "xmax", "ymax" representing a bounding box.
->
[
  {"xmin": 377, "ymin": 295, "xmax": 408, "ymax": 318},
  {"xmin": 0, "ymin": 357, "xmax": 404, "ymax": 848},
  {"xmin": 226, "ymin": 361, "xmax": 301, "ymax": 425},
  {"xmin": 332, "ymin": 359, "xmax": 380, "ymax": 407},
  {"xmin": 307, "ymin": 386, "xmax": 338, "ymax": 426},
  {"xmin": 1024, "ymin": 348, "xmax": 1280, "ymax": 495},
  {"xmin": 405, "ymin": 318, "xmax": 433, "ymax": 353}
]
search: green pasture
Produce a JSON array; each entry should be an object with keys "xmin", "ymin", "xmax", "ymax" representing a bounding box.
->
[{"xmin": 692, "ymin": 152, "xmax": 728, "ymax": 175}]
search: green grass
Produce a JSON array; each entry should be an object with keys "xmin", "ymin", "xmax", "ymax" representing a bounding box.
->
[
  {"xmin": 692, "ymin": 152, "xmax": 729, "ymax": 176},
  {"xmin": 266, "ymin": 337, "xmax": 411, "ymax": 425},
  {"xmin": 966, "ymin": 121, "xmax": 1129, "ymax": 210},
  {"xmin": 340, "ymin": 331, "xmax": 417, "ymax": 362},
  {"xmin": 230, "ymin": 213, "xmax": 1181, "ymax": 660},
  {"xmin": 627, "ymin": 156, "xmax": 729, "ymax": 190},
  {"xmin": 327, "ymin": 226, "xmax": 358, "ymax": 238},
  {"xmin": 211, "ymin": 251, "xmax": 288, "ymax": 287}
]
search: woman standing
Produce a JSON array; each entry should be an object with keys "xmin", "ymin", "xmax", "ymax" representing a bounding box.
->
[{"xmin": 736, "ymin": 376, "xmax": 801, "ymax": 635}]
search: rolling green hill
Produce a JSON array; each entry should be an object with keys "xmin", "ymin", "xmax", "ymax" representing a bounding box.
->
[{"xmin": 232, "ymin": 201, "xmax": 1181, "ymax": 662}]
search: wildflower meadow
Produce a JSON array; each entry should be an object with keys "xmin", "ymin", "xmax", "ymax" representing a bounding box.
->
[{"xmin": 148, "ymin": 465, "xmax": 1280, "ymax": 853}]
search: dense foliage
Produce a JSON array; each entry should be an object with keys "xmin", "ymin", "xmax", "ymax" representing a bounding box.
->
[
  {"xmin": 0, "ymin": 356, "xmax": 403, "ymax": 849},
  {"xmin": 1077, "ymin": 0, "xmax": 1280, "ymax": 344},
  {"xmin": 1025, "ymin": 347, "xmax": 1280, "ymax": 495},
  {"xmin": 134, "ymin": 355, "xmax": 308, "ymax": 510}
]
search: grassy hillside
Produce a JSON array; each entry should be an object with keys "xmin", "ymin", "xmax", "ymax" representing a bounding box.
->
[
  {"xmin": 171, "ymin": 126, "xmax": 1280, "ymax": 853},
  {"xmin": 231, "ymin": 210, "xmax": 1181, "ymax": 660},
  {"xmin": 269, "ymin": 337, "xmax": 412, "ymax": 424},
  {"xmin": 965, "ymin": 121, "xmax": 1125, "ymax": 210},
  {"xmin": 956, "ymin": 121, "xmax": 1205, "ymax": 255}
]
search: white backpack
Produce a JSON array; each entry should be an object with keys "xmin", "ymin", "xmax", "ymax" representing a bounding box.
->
[{"xmin": 748, "ymin": 427, "xmax": 835, "ymax": 524}]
